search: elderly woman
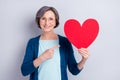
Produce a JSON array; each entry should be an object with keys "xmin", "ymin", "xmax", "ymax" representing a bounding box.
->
[{"xmin": 21, "ymin": 6, "xmax": 90, "ymax": 80}]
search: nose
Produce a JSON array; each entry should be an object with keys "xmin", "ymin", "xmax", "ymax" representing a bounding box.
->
[{"xmin": 45, "ymin": 19, "xmax": 49, "ymax": 25}]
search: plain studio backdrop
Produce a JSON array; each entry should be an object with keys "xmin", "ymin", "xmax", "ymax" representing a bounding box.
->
[{"xmin": 0, "ymin": 0, "xmax": 120, "ymax": 80}]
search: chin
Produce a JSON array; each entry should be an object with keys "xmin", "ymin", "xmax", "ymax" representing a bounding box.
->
[
  {"xmin": 43, "ymin": 29, "xmax": 52, "ymax": 32},
  {"xmin": 43, "ymin": 27, "xmax": 54, "ymax": 32}
]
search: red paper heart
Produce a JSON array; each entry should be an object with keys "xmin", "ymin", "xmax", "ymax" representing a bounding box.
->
[{"xmin": 64, "ymin": 19, "xmax": 99, "ymax": 49}]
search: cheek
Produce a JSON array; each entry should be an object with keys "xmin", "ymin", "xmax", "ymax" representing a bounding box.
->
[
  {"xmin": 53, "ymin": 22, "xmax": 56, "ymax": 26},
  {"xmin": 51, "ymin": 21, "xmax": 56, "ymax": 26},
  {"xmin": 39, "ymin": 20, "xmax": 44, "ymax": 26}
]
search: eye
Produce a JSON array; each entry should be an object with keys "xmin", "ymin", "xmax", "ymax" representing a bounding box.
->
[
  {"xmin": 49, "ymin": 17, "xmax": 54, "ymax": 20},
  {"xmin": 41, "ymin": 17, "xmax": 45, "ymax": 20}
]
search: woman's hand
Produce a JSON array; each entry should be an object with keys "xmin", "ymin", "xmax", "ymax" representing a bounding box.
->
[
  {"xmin": 78, "ymin": 48, "xmax": 90, "ymax": 60},
  {"xmin": 77, "ymin": 48, "xmax": 90, "ymax": 70},
  {"xmin": 41, "ymin": 45, "xmax": 59, "ymax": 61},
  {"xmin": 33, "ymin": 45, "xmax": 59, "ymax": 68}
]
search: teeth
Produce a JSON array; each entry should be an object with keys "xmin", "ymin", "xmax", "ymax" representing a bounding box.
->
[{"xmin": 44, "ymin": 25, "xmax": 50, "ymax": 28}]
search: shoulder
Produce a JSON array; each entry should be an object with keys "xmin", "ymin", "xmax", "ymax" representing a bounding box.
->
[
  {"xmin": 58, "ymin": 35, "xmax": 71, "ymax": 44},
  {"xmin": 27, "ymin": 35, "xmax": 40, "ymax": 45},
  {"xmin": 58, "ymin": 35, "xmax": 68, "ymax": 41}
]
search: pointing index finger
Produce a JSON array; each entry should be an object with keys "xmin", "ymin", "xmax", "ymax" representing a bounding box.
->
[{"xmin": 51, "ymin": 45, "xmax": 60, "ymax": 50}]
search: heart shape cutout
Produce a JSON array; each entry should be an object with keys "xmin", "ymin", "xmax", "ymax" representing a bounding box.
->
[{"xmin": 64, "ymin": 19, "xmax": 99, "ymax": 49}]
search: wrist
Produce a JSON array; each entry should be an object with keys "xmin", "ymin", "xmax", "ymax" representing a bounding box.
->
[
  {"xmin": 82, "ymin": 57, "xmax": 88, "ymax": 61},
  {"xmin": 33, "ymin": 55, "xmax": 45, "ymax": 68},
  {"xmin": 40, "ymin": 55, "xmax": 46, "ymax": 62}
]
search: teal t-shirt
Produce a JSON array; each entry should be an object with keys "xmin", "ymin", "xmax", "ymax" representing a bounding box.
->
[{"xmin": 38, "ymin": 39, "xmax": 61, "ymax": 80}]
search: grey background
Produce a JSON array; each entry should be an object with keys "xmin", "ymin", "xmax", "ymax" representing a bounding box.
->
[{"xmin": 0, "ymin": 0, "xmax": 120, "ymax": 80}]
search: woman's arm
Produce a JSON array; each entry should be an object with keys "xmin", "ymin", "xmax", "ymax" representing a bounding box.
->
[
  {"xmin": 21, "ymin": 39, "xmax": 37, "ymax": 76},
  {"xmin": 77, "ymin": 48, "xmax": 90, "ymax": 70}
]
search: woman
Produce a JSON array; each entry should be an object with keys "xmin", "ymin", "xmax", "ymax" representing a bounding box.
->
[{"xmin": 21, "ymin": 6, "xmax": 90, "ymax": 80}]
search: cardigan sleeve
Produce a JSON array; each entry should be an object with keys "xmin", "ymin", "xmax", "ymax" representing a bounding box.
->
[
  {"xmin": 66, "ymin": 39, "xmax": 82, "ymax": 75},
  {"xmin": 21, "ymin": 39, "xmax": 37, "ymax": 76}
]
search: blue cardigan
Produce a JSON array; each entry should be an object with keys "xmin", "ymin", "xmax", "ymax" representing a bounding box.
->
[{"xmin": 21, "ymin": 35, "xmax": 82, "ymax": 80}]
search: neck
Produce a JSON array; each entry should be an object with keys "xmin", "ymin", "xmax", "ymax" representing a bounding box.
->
[{"xmin": 41, "ymin": 31, "xmax": 58, "ymax": 40}]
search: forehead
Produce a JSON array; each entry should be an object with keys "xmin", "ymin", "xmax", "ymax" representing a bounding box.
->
[{"xmin": 42, "ymin": 10, "xmax": 55, "ymax": 17}]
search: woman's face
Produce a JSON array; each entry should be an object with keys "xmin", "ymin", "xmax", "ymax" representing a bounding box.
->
[{"xmin": 39, "ymin": 10, "xmax": 56, "ymax": 32}]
